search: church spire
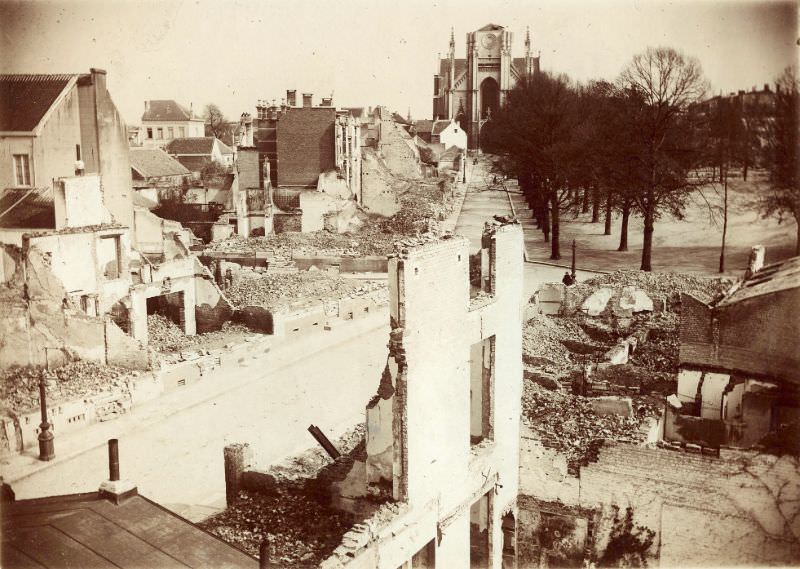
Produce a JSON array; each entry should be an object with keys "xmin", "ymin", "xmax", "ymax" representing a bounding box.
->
[
  {"xmin": 448, "ymin": 27, "xmax": 455, "ymax": 59},
  {"xmin": 524, "ymin": 26, "xmax": 531, "ymax": 58}
]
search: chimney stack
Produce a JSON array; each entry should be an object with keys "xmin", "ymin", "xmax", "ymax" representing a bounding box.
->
[
  {"xmin": 286, "ymin": 89, "xmax": 296, "ymax": 107},
  {"xmin": 321, "ymin": 97, "xmax": 332, "ymax": 107},
  {"xmin": 144, "ymin": 100, "xmax": 150, "ymax": 111},
  {"xmin": 89, "ymin": 68, "xmax": 107, "ymax": 93},
  {"xmin": 302, "ymin": 93, "xmax": 313, "ymax": 108},
  {"xmin": 99, "ymin": 439, "xmax": 137, "ymax": 504}
]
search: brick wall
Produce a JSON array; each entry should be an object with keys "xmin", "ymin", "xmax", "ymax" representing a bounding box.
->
[
  {"xmin": 237, "ymin": 148, "xmax": 261, "ymax": 190},
  {"xmin": 273, "ymin": 212, "xmax": 302, "ymax": 233},
  {"xmin": 276, "ymin": 107, "xmax": 336, "ymax": 187},
  {"xmin": 578, "ymin": 443, "xmax": 800, "ymax": 564},
  {"xmin": 680, "ymin": 289, "xmax": 800, "ymax": 382}
]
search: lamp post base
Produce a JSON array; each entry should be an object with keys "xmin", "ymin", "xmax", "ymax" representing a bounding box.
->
[{"xmin": 38, "ymin": 428, "xmax": 55, "ymax": 461}]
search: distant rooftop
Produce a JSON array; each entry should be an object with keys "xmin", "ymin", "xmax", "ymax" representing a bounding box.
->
[
  {"xmin": 130, "ymin": 147, "xmax": 190, "ymax": 178},
  {"xmin": 717, "ymin": 256, "xmax": 800, "ymax": 307},
  {"xmin": 142, "ymin": 99, "xmax": 201, "ymax": 122}
]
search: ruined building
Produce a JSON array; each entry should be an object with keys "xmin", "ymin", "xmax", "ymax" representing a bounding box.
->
[
  {"xmin": 222, "ymin": 219, "xmax": 525, "ymax": 567},
  {"xmin": 432, "ymin": 24, "xmax": 541, "ymax": 148},
  {"xmin": 0, "ymin": 70, "xmax": 232, "ymax": 369},
  {"xmin": 232, "ymin": 92, "xmax": 362, "ymax": 236},
  {"xmin": 668, "ymin": 245, "xmax": 800, "ymax": 450}
]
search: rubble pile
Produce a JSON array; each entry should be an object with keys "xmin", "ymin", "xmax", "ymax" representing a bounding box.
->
[
  {"xmin": 200, "ymin": 488, "xmax": 356, "ymax": 566},
  {"xmin": 576, "ymin": 270, "xmax": 730, "ymax": 307},
  {"xmin": 200, "ymin": 425, "xmax": 367, "ymax": 567},
  {"xmin": 523, "ymin": 313, "xmax": 592, "ymax": 368},
  {"xmin": 628, "ymin": 314, "xmax": 680, "ymax": 373},
  {"xmin": 208, "ymin": 178, "xmax": 455, "ymax": 259},
  {"xmin": 225, "ymin": 272, "xmax": 386, "ymax": 310},
  {"xmin": 0, "ymin": 361, "xmax": 134, "ymax": 413},
  {"xmin": 522, "ymin": 382, "xmax": 660, "ymax": 473},
  {"xmin": 146, "ymin": 314, "xmax": 253, "ymax": 353}
]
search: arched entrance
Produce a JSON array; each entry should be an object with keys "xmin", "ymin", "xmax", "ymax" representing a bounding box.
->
[{"xmin": 480, "ymin": 77, "xmax": 500, "ymax": 120}]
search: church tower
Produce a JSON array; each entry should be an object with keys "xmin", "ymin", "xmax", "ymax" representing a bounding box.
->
[{"xmin": 432, "ymin": 24, "xmax": 540, "ymax": 149}]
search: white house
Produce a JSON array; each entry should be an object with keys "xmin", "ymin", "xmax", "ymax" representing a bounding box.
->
[
  {"xmin": 141, "ymin": 100, "xmax": 205, "ymax": 149},
  {"xmin": 432, "ymin": 118, "xmax": 468, "ymax": 150}
]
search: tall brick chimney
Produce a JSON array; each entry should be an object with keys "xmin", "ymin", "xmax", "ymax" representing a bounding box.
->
[
  {"xmin": 286, "ymin": 90, "xmax": 296, "ymax": 107},
  {"xmin": 302, "ymin": 93, "xmax": 313, "ymax": 108}
]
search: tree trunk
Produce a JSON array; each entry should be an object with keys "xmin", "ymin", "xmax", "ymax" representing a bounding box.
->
[
  {"xmin": 795, "ymin": 217, "xmax": 800, "ymax": 256},
  {"xmin": 582, "ymin": 187, "xmax": 590, "ymax": 213},
  {"xmin": 640, "ymin": 205, "xmax": 655, "ymax": 271},
  {"xmin": 542, "ymin": 205, "xmax": 550, "ymax": 243},
  {"xmin": 550, "ymin": 191, "xmax": 561, "ymax": 260},
  {"xmin": 618, "ymin": 203, "xmax": 630, "ymax": 251},
  {"xmin": 719, "ymin": 167, "xmax": 728, "ymax": 273},
  {"xmin": 604, "ymin": 194, "xmax": 612, "ymax": 235},
  {"xmin": 591, "ymin": 189, "xmax": 601, "ymax": 223}
]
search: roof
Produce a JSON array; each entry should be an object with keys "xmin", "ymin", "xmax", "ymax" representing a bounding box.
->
[
  {"xmin": 440, "ymin": 145, "xmax": 462, "ymax": 160},
  {"xmin": 166, "ymin": 137, "xmax": 217, "ymax": 155},
  {"xmin": 438, "ymin": 58, "xmax": 467, "ymax": 82},
  {"xmin": 218, "ymin": 140, "xmax": 234, "ymax": 155},
  {"xmin": 132, "ymin": 191, "xmax": 158, "ymax": 209},
  {"xmin": 477, "ymin": 23, "xmax": 505, "ymax": 31},
  {"xmin": 1, "ymin": 492, "xmax": 258, "ymax": 568},
  {"xmin": 141, "ymin": 100, "xmax": 200, "ymax": 122},
  {"xmin": 717, "ymin": 256, "xmax": 800, "ymax": 307},
  {"xmin": 414, "ymin": 119, "xmax": 434, "ymax": 134},
  {"xmin": 0, "ymin": 187, "xmax": 55, "ymax": 229},
  {"xmin": 0, "ymin": 74, "xmax": 76, "ymax": 132},
  {"xmin": 432, "ymin": 120, "xmax": 451, "ymax": 135},
  {"xmin": 129, "ymin": 147, "xmax": 190, "ymax": 178},
  {"xmin": 342, "ymin": 107, "xmax": 366, "ymax": 120}
]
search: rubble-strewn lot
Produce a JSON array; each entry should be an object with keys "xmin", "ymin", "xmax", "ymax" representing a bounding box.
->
[
  {"xmin": 200, "ymin": 425, "xmax": 367, "ymax": 567},
  {"xmin": 0, "ymin": 361, "xmax": 136, "ymax": 414},
  {"xmin": 523, "ymin": 384, "xmax": 660, "ymax": 474},
  {"xmin": 569, "ymin": 270, "xmax": 731, "ymax": 307},
  {"xmin": 522, "ymin": 270, "xmax": 730, "ymax": 472},
  {"xmin": 224, "ymin": 272, "xmax": 387, "ymax": 310},
  {"xmin": 147, "ymin": 314, "xmax": 256, "ymax": 353},
  {"xmin": 209, "ymin": 177, "xmax": 455, "ymax": 258}
]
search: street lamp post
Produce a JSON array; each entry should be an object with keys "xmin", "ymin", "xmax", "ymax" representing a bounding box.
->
[
  {"xmin": 38, "ymin": 375, "xmax": 55, "ymax": 461},
  {"xmin": 571, "ymin": 239, "xmax": 577, "ymax": 281}
]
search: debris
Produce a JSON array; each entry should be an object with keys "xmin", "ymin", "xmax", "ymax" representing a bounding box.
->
[{"xmin": 581, "ymin": 288, "xmax": 614, "ymax": 316}]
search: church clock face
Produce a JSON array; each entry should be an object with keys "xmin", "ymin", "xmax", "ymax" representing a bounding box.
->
[{"xmin": 481, "ymin": 33, "xmax": 497, "ymax": 50}]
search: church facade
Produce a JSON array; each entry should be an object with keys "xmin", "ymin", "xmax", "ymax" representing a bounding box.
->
[{"xmin": 432, "ymin": 24, "xmax": 540, "ymax": 149}]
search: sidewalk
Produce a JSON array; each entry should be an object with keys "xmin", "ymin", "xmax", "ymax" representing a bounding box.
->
[{"xmin": 1, "ymin": 307, "xmax": 389, "ymax": 486}]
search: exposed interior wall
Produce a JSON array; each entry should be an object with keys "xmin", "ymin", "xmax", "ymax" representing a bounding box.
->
[
  {"xmin": 519, "ymin": 437, "xmax": 800, "ymax": 566},
  {"xmin": 330, "ymin": 221, "xmax": 524, "ymax": 568}
]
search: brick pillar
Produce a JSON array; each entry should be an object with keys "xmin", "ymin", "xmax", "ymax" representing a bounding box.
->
[{"xmin": 224, "ymin": 443, "xmax": 252, "ymax": 506}]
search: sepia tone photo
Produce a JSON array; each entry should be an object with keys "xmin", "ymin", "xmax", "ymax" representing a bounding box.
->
[{"xmin": 0, "ymin": 0, "xmax": 798, "ymax": 567}]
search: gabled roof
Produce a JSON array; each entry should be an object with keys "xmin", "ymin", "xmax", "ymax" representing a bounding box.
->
[
  {"xmin": 1, "ymin": 492, "xmax": 258, "ymax": 568},
  {"xmin": 0, "ymin": 74, "xmax": 77, "ymax": 132},
  {"xmin": 414, "ymin": 119, "xmax": 435, "ymax": 134},
  {"xmin": 218, "ymin": 140, "xmax": 234, "ymax": 155},
  {"xmin": 440, "ymin": 145, "xmax": 462, "ymax": 161},
  {"xmin": 166, "ymin": 137, "xmax": 217, "ymax": 155},
  {"xmin": 477, "ymin": 23, "xmax": 505, "ymax": 31},
  {"xmin": 717, "ymin": 256, "xmax": 800, "ymax": 307},
  {"xmin": 142, "ymin": 99, "xmax": 200, "ymax": 122},
  {"xmin": 0, "ymin": 187, "xmax": 55, "ymax": 229},
  {"xmin": 129, "ymin": 147, "xmax": 190, "ymax": 178},
  {"xmin": 432, "ymin": 120, "xmax": 452, "ymax": 136},
  {"xmin": 438, "ymin": 58, "xmax": 467, "ymax": 82}
]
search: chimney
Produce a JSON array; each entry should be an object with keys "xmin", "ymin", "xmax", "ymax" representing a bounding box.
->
[
  {"xmin": 764, "ymin": 83, "xmax": 770, "ymax": 92},
  {"xmin": 746, "ymin": 245, "xmax": 765, "ymax": 277},
  {"xmin": 89, "ymin": 68, "xmax": 107, "ymax": 93},
  {"xmin": 287, "ymin": 89, "xmax": 297, "ymax": 107},
  {"xmin": 144, "ymin": 100, "xmax": 150, "ymax": 111},
  {"xmin": 321, "ymin": 97, "xmax": 332, "ymax": 107},
  {"xmin": 98, "ymin": 439, "xmax": 137, "ymax": 504},
  {"xmin": 302, "ymin": 93, "xmax": 313, "ymax": 108}
]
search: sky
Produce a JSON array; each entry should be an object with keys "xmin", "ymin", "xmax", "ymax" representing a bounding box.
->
[{"xmin": 1, "ymin": 0, "xmax": 797, "ymax": 125}]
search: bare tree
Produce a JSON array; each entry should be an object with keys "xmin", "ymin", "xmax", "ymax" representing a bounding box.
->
[
  {"xmin": 619, "ymin": 47, "xmax": 709, "ymax": 271},
  {"xmin": 760, "ymin": 66, "xmax": 800, "ymax": 255},
  {"xmin": 203, "ymin": 103, "xmax": 231, "ymax": 141}
]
